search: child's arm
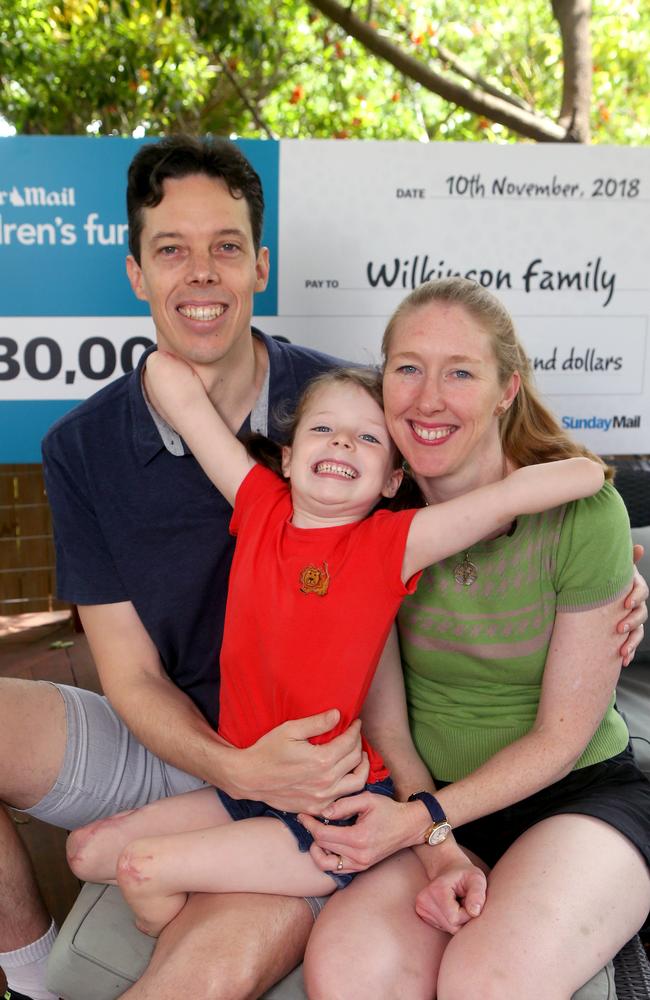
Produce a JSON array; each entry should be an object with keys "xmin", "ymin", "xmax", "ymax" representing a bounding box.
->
[
  {"xmin": 144, "ymin": 351, "xmax": 254, "ymax": 506},
  {"xmin": 402, "ymin": 456, "xmax": 604, "ymax": 582}
]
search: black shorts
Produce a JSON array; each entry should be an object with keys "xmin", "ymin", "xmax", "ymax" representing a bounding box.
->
[{"xmin": 438, "ymin": 745, "xmax": 650, "ymax": 870}]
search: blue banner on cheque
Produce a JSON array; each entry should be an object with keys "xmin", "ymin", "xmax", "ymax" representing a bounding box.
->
[{"xmin": 0, "ymin": 136, "xmax": 278, "ymax": 460}]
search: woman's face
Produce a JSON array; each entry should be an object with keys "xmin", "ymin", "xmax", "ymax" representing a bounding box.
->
[{"xmin": 382, "ymin": 300, "xmax": 519, "ymax": 483}]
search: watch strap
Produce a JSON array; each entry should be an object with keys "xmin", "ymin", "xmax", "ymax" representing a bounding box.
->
[{"xmin": 407, "ymin": 791, "xmax": 447, "ymax": 824}]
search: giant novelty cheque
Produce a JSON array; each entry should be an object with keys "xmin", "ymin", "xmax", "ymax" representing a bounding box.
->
[{"xmin": 0, "ymin": 137, "xmax": 648, "ymax": 461}]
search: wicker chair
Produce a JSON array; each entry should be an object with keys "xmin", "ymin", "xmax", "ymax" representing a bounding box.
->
[
  {"xmin": 612, "ymin": 465, "xmax": 650, "ymax": 532},
  {"xmin": 614, "ymin": 934, "xmax": 650, "ymax": 999}
]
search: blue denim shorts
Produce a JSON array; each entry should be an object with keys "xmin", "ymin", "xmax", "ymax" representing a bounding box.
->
[{"xmin": 216, "ymin": 777, "xmax": 395, "ymax": 888}]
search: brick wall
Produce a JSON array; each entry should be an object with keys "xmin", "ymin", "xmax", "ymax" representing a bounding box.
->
[{"xmin": 0, "ymin": 465, "xmax": 67, "ymax": 615}]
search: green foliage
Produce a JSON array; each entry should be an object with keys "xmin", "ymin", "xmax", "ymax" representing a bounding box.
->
[
  {"xmin": 0, "ymin": 0, "xmax": 647, "ymax": 142},
  {"xmin": 0, "ymin": 0, "xmax": 223, "ymax": 134},
  {"xmin": 591, "ymin": 0, "xmax": 649, "ymax": 145}
]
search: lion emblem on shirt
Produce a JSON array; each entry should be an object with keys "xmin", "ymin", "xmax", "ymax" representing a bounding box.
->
[{"xmin": 299, "ymin": 562, "xmax": 330, "ymax": 596}]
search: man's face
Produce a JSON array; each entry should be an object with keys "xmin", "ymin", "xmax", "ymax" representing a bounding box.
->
[{"xmin": 126, "ymin": 173, "xmax": 269, "ymax": 368}]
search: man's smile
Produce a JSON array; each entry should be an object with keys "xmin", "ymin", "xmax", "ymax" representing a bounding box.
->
[{"xmin": 177, "ymin": 304, "xmax": 227, "ymax": 321}]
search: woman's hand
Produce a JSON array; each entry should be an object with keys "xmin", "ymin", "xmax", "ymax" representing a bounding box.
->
[
  {"xmin": 619, "ymin": 545, "xmax": 648, "ymax": 667},
  {"xmin": 414, "ymin": 852, "xmax": 488, "ymax": 934},
  {"xmin": 299, "ymin": 791, "xmax": 424, "ymax": 873}
]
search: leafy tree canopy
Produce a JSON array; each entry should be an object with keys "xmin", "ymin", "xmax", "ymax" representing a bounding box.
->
[{"xmin": 0, "ymin": 0, "xmax": 647, "ymax": 143}]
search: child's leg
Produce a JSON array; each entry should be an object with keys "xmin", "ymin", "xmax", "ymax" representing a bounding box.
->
[
  {"xmin": 67, "ymin": 786, "xmax": 229, "ymax": 883},
  {"xmin": 117, "ymin": 816, "xmax": 338, "ymax": 937}
]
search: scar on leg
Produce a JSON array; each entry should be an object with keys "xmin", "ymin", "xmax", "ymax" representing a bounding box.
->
[
  {"xmin": 117, "ymin": 848, "xmax": 154, "ymax": 885},
  {"xmin": 66, "ymin": 809, "xmax": 138, "ymax": 864}
]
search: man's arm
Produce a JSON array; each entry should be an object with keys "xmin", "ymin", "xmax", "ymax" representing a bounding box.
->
[
  {"xmin": 79, "ymin": 601, "xmax": 369, "ymax": 813},
  {"xmin": 620, "ymin": 545, "xmax": 649, "ymax": 665}
]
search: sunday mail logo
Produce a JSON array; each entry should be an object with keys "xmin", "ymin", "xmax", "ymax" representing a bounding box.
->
[{"xmin": 0, "ymin": 185, "xmax": 76, "ymax": 207}]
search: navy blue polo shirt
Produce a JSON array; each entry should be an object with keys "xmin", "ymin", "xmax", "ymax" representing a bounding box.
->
[{"xmin": 42, "ymin": 330, "xmax": 339, "ymax": 726}]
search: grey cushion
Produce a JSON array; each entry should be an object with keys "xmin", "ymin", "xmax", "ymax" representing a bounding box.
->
[
  {"xmin": 47, "ymin": 884, "xmax": 152, "ymax": 999},
  {"xmin": 48, "ymin": 882, "xmax": 617, "ymax": 1000},
  {"xmin": 47, "ymin": 882, "xmax": 307, "ymax": 1000}
]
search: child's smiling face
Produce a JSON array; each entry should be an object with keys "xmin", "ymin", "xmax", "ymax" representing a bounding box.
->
[{"xmin": 282, "ymin": 382, "xmax": 403, "ymax": 525}]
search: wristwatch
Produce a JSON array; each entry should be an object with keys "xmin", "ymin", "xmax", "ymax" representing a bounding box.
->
[{"xmin": 407, "ymin": 791, "xmax": 452, "ymax": 846}]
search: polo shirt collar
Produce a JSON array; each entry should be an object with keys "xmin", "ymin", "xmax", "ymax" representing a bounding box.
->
[
  {"xmin": 129, "ymin": 331, "xmax": 274, "ymax": 466},
  {"xmin": 130, "ymin": 344, "xmax": 166, "ymax": 466}
]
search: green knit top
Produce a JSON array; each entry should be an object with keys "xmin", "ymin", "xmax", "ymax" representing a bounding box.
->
[{"xmin": 398, "ymin": 482, "xmax": 632, "ymax": 782}]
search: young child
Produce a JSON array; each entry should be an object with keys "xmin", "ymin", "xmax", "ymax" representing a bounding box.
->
[{"xmin": 66, "ymin": 353, "xmax": 604, "ymax": 937}]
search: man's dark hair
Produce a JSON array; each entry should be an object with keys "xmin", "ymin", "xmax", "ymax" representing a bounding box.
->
[{"xmin": 126, "ymin": 135, "xmax": 265, "ymax": 263}]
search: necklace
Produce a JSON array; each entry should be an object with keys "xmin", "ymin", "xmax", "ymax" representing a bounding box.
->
[
  {"xmin": 453, "ymin": 551, "xmax": 479, "ymax": 587},
  {"xmin": 421, "ymin": 454, "xmax": 512, "ymax": 589},
  {"xmin": 423, "ymin": 497, "xmax": 479, "ymax": 586}
]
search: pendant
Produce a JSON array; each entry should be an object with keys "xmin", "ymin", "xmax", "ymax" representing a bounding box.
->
[{"xmin": 453, "ymin": 553, "xmax": 478, "ymax": 587}]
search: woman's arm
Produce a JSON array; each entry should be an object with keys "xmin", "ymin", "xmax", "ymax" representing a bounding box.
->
[
  {"xmin": 402, "ymin": 457, "xmax": 604, "ymax": 581},
  {"xmin": 360, "ymin": 626, "xmax": 434, "ymax": 799},
  {"xmin": 431, "ymin": 597, "xmax": 623, "ymax": 827},
  {"xmin": 299, "ymin": 627, "xmax": 488, "ymax": 931},
  {"xmin": 299, "ymin": 627, "xmax": 437, "ymax": 862},
  {"xmin": 145, "ymin": 350, "xmax": 254, "ymax": 506},
  {"xmin": 303, "ymin": 597, "xmax": 623, "ymax": 867}
]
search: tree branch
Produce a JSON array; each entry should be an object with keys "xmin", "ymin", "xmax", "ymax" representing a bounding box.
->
[
  {"xmin": 309, "ymin": 0, "xmax": 567, "ymax": 141},
  {"xmin": 385, "ymin": 12, "xmax": 534, "ymax": 112},
  {"xmin": 551, "ymin": 0, "xmax": 592, "ymax": 142},
  {"xmin": 434, "ymin": 42, "xmax": 533, "ymax": 113},
  {"xmin": 213, "ymin": 54, "xmax": 278, "ymax": 139}
]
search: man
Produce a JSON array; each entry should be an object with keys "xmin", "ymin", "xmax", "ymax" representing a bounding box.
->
[{"xmin": 0, "ymin": 135, "xmax": 368, "ymax": 1000}]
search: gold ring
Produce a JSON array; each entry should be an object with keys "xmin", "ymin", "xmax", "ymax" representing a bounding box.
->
[{"xmin": 336, "ymin": 855, "xmax": 344, "ymax": 871}]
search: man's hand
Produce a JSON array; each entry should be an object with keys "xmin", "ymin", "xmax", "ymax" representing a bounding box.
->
[
  {"xmin": 414, "ymin": 856, "xmax": 488, "ymax": 934},
  {"xmin": 224, "ymin": 710, "xmax": 369, "ymax": 814},
  {"xmin": 619, "ymin": 544, "xmax": 648, "ymax": 666}
]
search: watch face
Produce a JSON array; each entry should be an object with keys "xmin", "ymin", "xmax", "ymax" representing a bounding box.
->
[{"xmin": 428, "ymin": 821, "xmax": 452, "ymax": 845}]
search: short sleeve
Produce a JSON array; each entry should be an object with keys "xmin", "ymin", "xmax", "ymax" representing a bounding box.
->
[
  {"xmin": 230, "ymin": 464, "xmax": 288, "ymax": 537},
  {"xmin": 362, "ymin": 508, "xmax": 421, "ymax": 597},
  {"xmin": 553, "ymin": 482, "xmax": 632, "ymax": 612},
  {"xmin": 42, "ymin": 429, "xmax": 128, "ymax": 605}
]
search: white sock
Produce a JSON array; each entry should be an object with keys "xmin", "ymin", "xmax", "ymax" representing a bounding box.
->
[{"xmin": 0, "ymin": 919, "xmax": 59, "ymax": 1000}]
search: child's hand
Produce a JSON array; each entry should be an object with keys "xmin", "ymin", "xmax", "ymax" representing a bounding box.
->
[{"xmin": 144, "ymin": 351, "xmax": 208, "ymax": 430}]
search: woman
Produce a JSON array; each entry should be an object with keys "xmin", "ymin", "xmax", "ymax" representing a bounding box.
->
[{"xmin": 301, "ymin": 277, "xmax": 650, "ymax": 1000}]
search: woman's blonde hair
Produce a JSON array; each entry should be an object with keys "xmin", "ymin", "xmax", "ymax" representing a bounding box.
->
[{"xmin": 382, "ymin": 278, "xmax": 611, "ymax": 478}]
